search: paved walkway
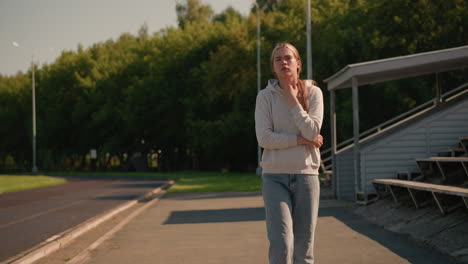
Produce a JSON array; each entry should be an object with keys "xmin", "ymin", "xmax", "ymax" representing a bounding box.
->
[{"xmin": 75, "ymin": 191, "xmax": 460, "ymax": 264}]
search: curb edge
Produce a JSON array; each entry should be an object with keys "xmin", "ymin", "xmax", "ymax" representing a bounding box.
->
[{"xmin": 4, "ymin": 180, "xmax": 174, "ymax": 264}]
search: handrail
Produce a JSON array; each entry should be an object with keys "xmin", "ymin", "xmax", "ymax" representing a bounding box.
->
[
  {"xmin": 319, "ymin": 82, "xmax": 468, "ymax": 173},
  {"xmin": 444, "ymin": 82, "xmax": 468, "ymax": 100}
]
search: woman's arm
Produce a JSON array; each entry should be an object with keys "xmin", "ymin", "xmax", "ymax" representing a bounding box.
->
[
  {"xmin": 297, "ymin": 134, "xmax": 323, "ymax": 148},
  {"xmin": 287, "ymin": 86, "xmax": 324, "ymax": 141},
  {"xmin": 255, "ymin": 91, "xmax": 298, "ymax": 150}
]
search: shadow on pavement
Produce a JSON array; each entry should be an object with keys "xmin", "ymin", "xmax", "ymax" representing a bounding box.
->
[
  {"xmin": 163, "ymin": 204, "xmax": 461, "ymax": 264},
  {"xmin": 320, "ymin": 207, "xmax": 462, "ymax": 264},
  {"xmin": 164, "ymin": 207, "xmax": 265, "ymax": 224},
  {"xmin": 164, "ymin": 191, "xmax": 263, "ymax": 201}
]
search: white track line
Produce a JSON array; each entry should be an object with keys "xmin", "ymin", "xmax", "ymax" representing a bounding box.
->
[
  {"xmin": 0, "ymin": 186, "xmax": 122, "ymax": 229},
  {"xmin": 3, "ymin": 180, "xmax": 174, "ymax": 264}
]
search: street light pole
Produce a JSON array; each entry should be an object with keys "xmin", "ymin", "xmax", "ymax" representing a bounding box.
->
[
  {"xmin": 253, "ymin": 1, "xmax": 262, "ymax": 176},
  {"xmin": 306, "ymin": 0, "xmax": 312, "ymax": 79},
  {"xmin": 12, "ymin": 41, "xmax": 38, "ymax": 174},
  {"xmin": 31, "ymin": 55, "xmax": 38, "ymax": 173}
]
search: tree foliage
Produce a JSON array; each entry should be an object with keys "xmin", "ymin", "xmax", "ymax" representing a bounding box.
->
[
  {"xmin": 1, "ymin": 0, "xmax": 466, "ymax": 172},
  {"xmin": 176, "ymin": 0, "xmax": 214, "ymax": 28}
]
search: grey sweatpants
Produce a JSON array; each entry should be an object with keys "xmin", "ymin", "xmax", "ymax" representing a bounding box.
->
[{"xmin": 262, "ymin": 174, "xmax": 320, "ymax": 264}]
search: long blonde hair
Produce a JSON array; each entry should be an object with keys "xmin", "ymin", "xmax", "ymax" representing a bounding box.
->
[{"xmin": 270, "ymin": 43, "xmax": 311, "ymax": 112}]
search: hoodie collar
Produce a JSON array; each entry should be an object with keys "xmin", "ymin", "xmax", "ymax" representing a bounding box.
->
[
  {"xmin": 267, "ymin": 79, "xmax": 313, "ymax": 93},
  {"xmin": 266, "ymin": 79, "xmax": 281, "ymax": 93}
]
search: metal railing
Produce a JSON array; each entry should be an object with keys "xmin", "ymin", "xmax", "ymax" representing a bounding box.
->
[{"xmin": 320, "ymin": 82, "xmax": 468, "ymax": 174}]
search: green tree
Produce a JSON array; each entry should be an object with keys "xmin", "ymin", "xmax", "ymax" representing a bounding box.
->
[
  {"xmin": 1, "ymin": 0, "xmax": 466, "ymax": 172},
  {"xmin": 176, "ymin": 0, "xmax": 214, "ymax": 28}
]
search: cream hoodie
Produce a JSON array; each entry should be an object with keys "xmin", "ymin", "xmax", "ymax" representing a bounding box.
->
[{"xmin": 255, "ymin": 79, "xmax": 323, "ymax": 175}]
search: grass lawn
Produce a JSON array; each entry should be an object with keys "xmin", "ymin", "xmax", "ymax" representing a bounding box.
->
[
  {"xmin": 47, "ymin": 171, "xmax": 262, "ymax": 193},
  {"xmin": 0, "ymin": 175, "xmax": 68, "ymax": 194},
  {"xmin": 162, "ymin": 171, "xmax": 262, "ymax": 193},
  {"xmin": 0, "ymin": 172, "xmax": 329, "ymax": 194}
]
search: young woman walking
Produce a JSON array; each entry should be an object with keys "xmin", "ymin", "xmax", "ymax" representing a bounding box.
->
[{"xmin": 255, "ymin": 42, "xmax": 324, "ymax": 264}]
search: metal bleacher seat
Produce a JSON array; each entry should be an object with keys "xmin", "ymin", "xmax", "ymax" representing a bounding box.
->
[
  {"xmin": 416, "ymin": 157, "xmax": 468, "ymax": 184},
  {"xmin": 373, "ymin": 179, "xmax": 468, "ymax": 215},
  {"xmin": 373, "ymin": 136, "xmax": 468, "ymax": 215}
]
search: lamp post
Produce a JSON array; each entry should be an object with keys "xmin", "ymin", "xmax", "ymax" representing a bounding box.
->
[
  {"xmin": 12, "ymin": 41, "xmax": 38, "ymax": 174},
  {"xmin": 252, "ymin": 1, "xmax": 262, "ymax": 176},
  {"xmin": 306, "ymin": 0, "xmax": 312, "ymax": 79}
]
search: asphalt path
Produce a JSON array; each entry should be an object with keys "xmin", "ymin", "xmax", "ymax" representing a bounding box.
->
[{"xmin": 0, "ymin": 176, "xmax": 169, "ymax": 262}]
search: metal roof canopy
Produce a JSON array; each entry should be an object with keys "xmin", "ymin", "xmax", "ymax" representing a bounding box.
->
[{"xmin": 324, "ymin": 45, "xmax": 468, "ymax": 91}]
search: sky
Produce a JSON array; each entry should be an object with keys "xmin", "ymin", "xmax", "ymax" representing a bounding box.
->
[{"xmin": 0, "ymin": 0, "xmax": 252, "ymax": 76}]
